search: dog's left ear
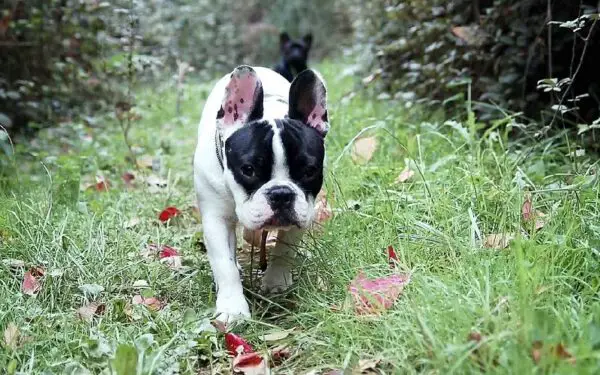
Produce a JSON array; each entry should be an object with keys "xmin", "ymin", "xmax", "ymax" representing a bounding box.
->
[
  {"xmin": 303, "ymin": 33, "xmax": 313, "ymax": 50},
  {"xmin": 216, "ymin": 66, "xmax": 264, "ymax": 130},
  {"xmin": 289, "ymin": 69, "xmax": 328, "ymax": 136}
]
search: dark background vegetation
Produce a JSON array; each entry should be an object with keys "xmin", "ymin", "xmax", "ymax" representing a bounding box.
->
[{"xmin": 1, "ymin": 0, "xmax": 599, "ymax": 149}]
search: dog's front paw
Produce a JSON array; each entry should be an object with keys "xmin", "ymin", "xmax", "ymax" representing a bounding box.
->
[
  {"xmin": 215, "ymin": 293, "xmax": 250, "ymax": 324},
  {"xmin": 262, "ymin": 266, "xmax": 293, "ymax": 293}
]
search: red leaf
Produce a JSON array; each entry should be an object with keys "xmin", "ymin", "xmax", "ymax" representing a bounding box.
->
[
  {"xmin": 225, "ymin": 332, "xmax": 254, "ymax": 356},
  {"xmin": 349, "ymin": 271, "xmax": 410, "ymax": 315},
  {"xmin": 122, "ymin": 172, "xmax": 136, "ymax": 187},
  {"xmin": 22, "ymin": 271, "xmax": 41, "ymax": 296},
  {"xmin": 233, "ymin": 352, "xmax": 268, "ymax": 374},
  {"xmin": 387, "ymin": 245, "xmax": 398, "ymax": 268},
  {"xmin": 158, "ymin": 206, "xmax": 181, "ymax": 222},
  {"xmin": 314, "ymin": 189, "xmax": 333, "ymax": 223},
  {"xmin": 158, "ymin": 245, "xmax": 179, "ymax": 258},
  {"xmin": 95, "ymin": 177, "xmax": 110, "ymax": 192}
]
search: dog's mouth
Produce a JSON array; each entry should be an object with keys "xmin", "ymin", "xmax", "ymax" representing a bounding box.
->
[{"xmin": 261, "ymin": 212, "xmax": 299, "ymax": 229}]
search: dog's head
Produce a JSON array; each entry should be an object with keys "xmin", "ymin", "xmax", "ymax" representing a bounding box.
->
[
  {"xmin": 217, "ymin": 66, "xmax": 328, "ymax": 231},
  {"xmin": 280, "ymin": 32, "xmax": 312, "ymax": 71}
]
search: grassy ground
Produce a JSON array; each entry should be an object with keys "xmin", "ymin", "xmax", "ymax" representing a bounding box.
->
[{"xmin": 1, "ymin": 60, "xmax": 600, "ymax": 374}]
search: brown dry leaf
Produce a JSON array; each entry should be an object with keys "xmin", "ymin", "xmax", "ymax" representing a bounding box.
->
[
  {"xmin": 356, "ymin": 358, "xmax": 381, "ymax": 373},
  {"xmin": 531, "ymin": 341, "xmax": 543, "ymax": 364},
  {"xmin": 243, "ymin": 229, "xmax": 277, "ymax": 249},
  {"xmin": 362, "ymin": 69, "xmax": 381, "ymax": 85},
  {"xmin": 451, "ymin": 25, "xmax": 487, "ymax": 46},
  {"xmin": 136, "ymin": 155, "xmax": 154, "ymax": 169},
  {"xmin": 522, "ymin": 197, "xmax": 547, "ymax": 230},
  {"xmin": 395, "ymin": 167, "xmax": 415, "ymax": 183},
  {"xmin": 555, "ymin": 343, "xmax": 576, "ymax": 365},
  {"xmin": 351, "ymin": 137, "xmax": 378, "ymax": 164},
  {"xmin": 314, "ymin": 189, "xmax": 333, "ymax": 224},
  {"xmin": 132, "ymin": 295, "xmax": 162, "ymax": 311},
  {"xmin": 3, "ymin": 322, "xmax": 19, "ymax": 350},
  {"xmin": 77, "ymin": 302, "xmax": 106, "ymax": 322},
  {"xmin": 483, "ymin": 233, "xmax": 514, "ymax": 249}
]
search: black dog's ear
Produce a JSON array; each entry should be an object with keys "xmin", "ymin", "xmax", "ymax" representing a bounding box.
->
[
  {"xmin": 303, "ymin": 33, "xmax": 313, "ymax": 50},
  {"xmin": 289, "ymin": 69, "xmax": 329, "ymax": 136},
  {"xmin": 280, "ymin": 32, "xmax": 290, "ymax": 49}
]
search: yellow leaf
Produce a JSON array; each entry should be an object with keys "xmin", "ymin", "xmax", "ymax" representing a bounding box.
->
[{"xmin": 351, "ymin": 137, "xmax": 378, "ymax": 164}]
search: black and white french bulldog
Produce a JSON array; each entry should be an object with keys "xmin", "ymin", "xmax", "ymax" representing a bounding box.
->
[
  {"xmin": 273, "ymin": 32, "xmax": 313, "ymax": 83},
  {"xmin": 193, "ymin": 65, "xmax": 329, "ymax": 323}
]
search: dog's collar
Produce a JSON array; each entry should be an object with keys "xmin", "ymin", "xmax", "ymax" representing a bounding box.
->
[{"xmin": 215, "ymin": 130, "xmax": 224, "ymax": 170}]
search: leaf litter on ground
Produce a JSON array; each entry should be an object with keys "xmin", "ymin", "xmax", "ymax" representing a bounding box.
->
[
  {"xmin": 22, "ymin": 269, "xmax": 42, "ymax": 296},
  {"xmin": 158, "ymin": 206, "xmax": 181, "ymax": 223},
  {"xmin": 345, "ymin": 246, "xmax": 411, "ymax": 315},
  {"xmin": 351, "ymin": 136, "xmax": 377, "ymax": 164},
  {"xmin": 395, "ymin": 167, "xmax": 415, "ymax": 183},
  {"xmin": 522, "ymin": 195, "xmax": 546, "ymax": 230}
]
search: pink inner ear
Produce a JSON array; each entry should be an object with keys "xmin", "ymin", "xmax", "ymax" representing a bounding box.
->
[
  {"xmin": 307, "ymin": 105, "xmax": 329, "ymax": 135},
  {"xmin": 219, "ymin": 70, "xmax": 260, "ymax": 126}
]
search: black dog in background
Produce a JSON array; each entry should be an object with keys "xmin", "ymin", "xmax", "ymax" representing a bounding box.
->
[{"xmin": 273, "ymin": 32, "xmax": 312, "ymax": 82}]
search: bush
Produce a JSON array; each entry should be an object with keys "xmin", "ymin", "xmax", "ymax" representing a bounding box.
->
[
  {"xmin": 350, "ymin": 0, "xmax": 600, "ymax": 130},
  {"xmin": 0, "ymin": 0, "xmax": 118, "ymax": 132}
]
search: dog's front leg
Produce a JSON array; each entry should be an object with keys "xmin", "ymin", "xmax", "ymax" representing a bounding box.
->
[
  {"xmin": 203, "ymin": 214, "xmax": 250, "ymax": 322},
  {"xmin": 262, "ymin": 227, "xmax": 304, "ymax": 293}
]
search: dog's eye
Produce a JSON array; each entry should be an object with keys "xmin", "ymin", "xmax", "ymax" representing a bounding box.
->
[
  {"xmin": 241, "ymin": 165, "xmax": 255, "ymax": 178},
  {"xmin": 303, "ymin": 166, "xmax": 317, "ymax": 179}
]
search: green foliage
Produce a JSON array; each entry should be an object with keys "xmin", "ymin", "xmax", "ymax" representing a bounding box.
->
[
  {"xmin": 0, "ymin": 0, "xmax": 116, "ymax": 131},
  {"xmin": 351, "ymin": 0, "xmax": 600, "ymax": 129}
]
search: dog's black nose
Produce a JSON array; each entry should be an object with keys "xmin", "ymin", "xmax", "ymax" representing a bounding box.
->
[{"xmin": 267, "ymin": 185, "xmax": 295, "ymax": 209}]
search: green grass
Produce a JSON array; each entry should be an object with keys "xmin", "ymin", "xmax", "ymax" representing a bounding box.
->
[{"xmin": 1, "ymin": 60, "xmax": 600, "ymax": 374}]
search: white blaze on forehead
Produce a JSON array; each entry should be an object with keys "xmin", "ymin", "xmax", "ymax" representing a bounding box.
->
[{"xmin": 270, "ymin": 121, "xmax": 289, "ymax": 180}]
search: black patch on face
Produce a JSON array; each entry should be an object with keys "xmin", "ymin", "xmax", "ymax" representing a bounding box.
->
[
  {"xmin": 225, "ymin": 121, "xmax": 273, "ymax": 196},
  {"xmin": 277, "ymin": 118, "xmax": 325, "ymax": 199}
]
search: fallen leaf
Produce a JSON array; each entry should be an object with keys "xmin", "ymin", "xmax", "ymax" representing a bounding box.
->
[
  {"xmin": 357, "ymin": 358, "xmax": 381, "ymax": 373},
  {"xmin": 132, "ymin": 280, "xmax": 149, "ymax": 288},
  {"xmin": 30, "ymin": 266, "xmax": 45, "ymax": 277},
  {"xmin": 233, "ymin": 352, "xmax": 268, "ymax": 375},
  {"xmin": 132, "ymin": 295, "xmax": 162, "ymax": 311},
  {"xmin": 555, "ymin": 343, "xmax": 576, "ymax": 364},
  {"xmin": 158, "ymin": 206, "xmax": 181, "ymax": 222},
  {"xmin": 351, "ymin": 136, "xmax": 378, "ymax": 164},
  {"xmin": 3, "ymin": 323, "xmax": 19, "ymax": 350},
  {"xmin": 243, "ymin": 229, "xmax": 277, "ymax": 249},
  {"xmin": 531, "ymin": 341, "xmax": 543, "ymax": 364},
  {"xmin": 522, "ymin": 197, "xmax": 533, "ymax": 221},
  {"xmin": 531, "ymin": 341, "xmax": 576, "ymax": 365},
  {"xmin": 2, "ymin": 258, "xmax": 25, "ymax": 268},
  {"xmin": 122, "ymin": 172, "xmax": 136, "ymax": 187},
  {"xmin": 483, "ymin": 233, "xmax": 514, "ymax": 249},
  {"xmin": 136, "ymin": 155, "xmax": 154, "ymax": 169},
  {"xmin": 387, "ymin": 245, "xmax": 398, "ymax": 268},
  {"xmin": 225, "ymin": 332, "xmax": 254, "ymax": 356},
  {"xmin": 93, "ymin": 176, "xmax": 110, "ymax": 192},
  {"xmin": 158, "ymin": 245, "xmax": 179, "ymax": 258},
  {"xmin": 395, "ymin": 167, "xmax": 415, "ymax": 183},
  {"xmin": 259, "ymin": 328, "xmax": 294, "ymax": 342},
  {"xmin": 468, "ymin": 331, "xmax": 483, "ymax": 343},
  {"xmin": 451, "ymin": 25, "xmax": 487, "ymax": 46},
  {"xmin": 77, "ymin": 302, "xmax": 106, "ymax": 322},
  {"xmin": 124, "ymin": 217, "xmax": 140, "ymax": 229},
  {"xmin": 314, "ymin": 189, "xmax": 333, "ymax": 224},
  {"xmin": 349, "ymin": 271, "xmax": 410, "ymax": 315},
  {"xmin": 145, "ymin": 174, "xmax": 167, "ymax": 190},
  {"xmin": 22, "ymin": 270, "xmax": 41, "ymax": 296},
  {"xmin": 270, "ymin": 344, "xmax": 291, "ymax": 365},
  {"xmin": 211, "ymin": 319, "xmax": 228, "ymax": 333}
]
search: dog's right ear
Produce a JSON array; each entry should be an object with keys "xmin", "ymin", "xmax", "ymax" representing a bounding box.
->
[
  {"xmin": 280, "ymin": 32, "xmax": 290, "ymax": 50},
  {"xmin": 217, "ymin": 66, "xmax": 264, "ymax": 130}
]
